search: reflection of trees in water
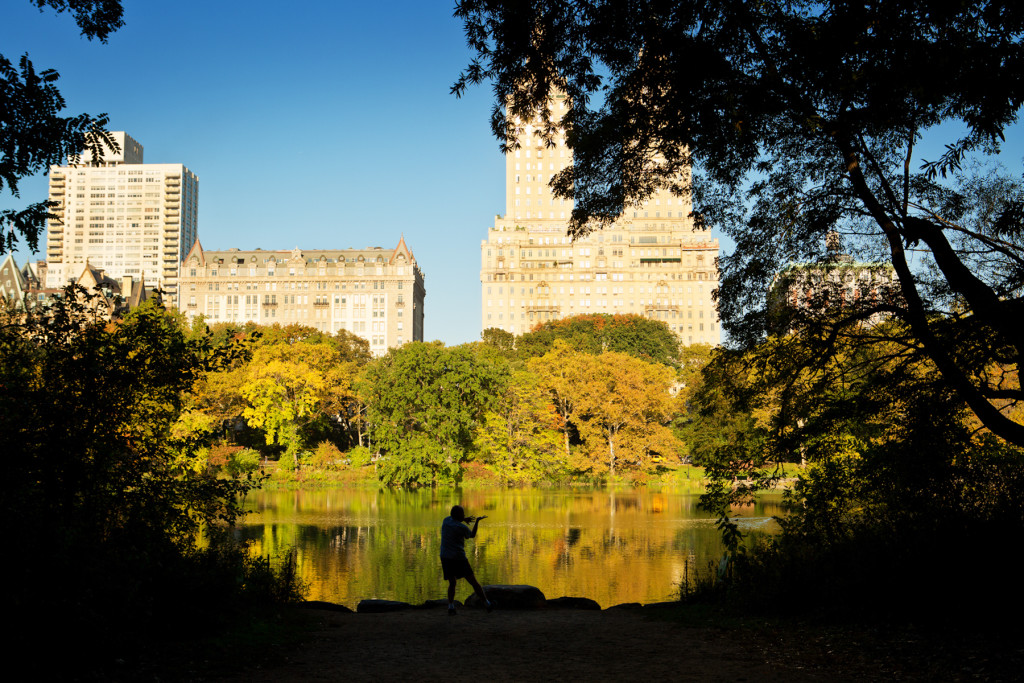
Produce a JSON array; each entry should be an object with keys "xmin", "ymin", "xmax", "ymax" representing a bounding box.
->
[{"xmin": 241, "ymin": 488, "xmax": 779, "ymax": 608}]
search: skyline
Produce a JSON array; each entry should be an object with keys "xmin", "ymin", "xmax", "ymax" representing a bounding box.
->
[
  {"xmin": 2, "ymin": 1, "xmax": 507, "ymax": 346},
  {"xmin": 4, "ymin": 1, "xmax": 1023, "ymax": 346}
]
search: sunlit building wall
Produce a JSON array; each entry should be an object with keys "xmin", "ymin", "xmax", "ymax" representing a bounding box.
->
[
  {"xmin": 177, "ymin": 239, "xmax": 425, "ymax": 356},
  {"xmin": 44, "ymin": 132, "xmax": 199, "ymax": 306},
  {"xmin": 480, "ymin": 94, "xmax": 721, "ymax": 345}
]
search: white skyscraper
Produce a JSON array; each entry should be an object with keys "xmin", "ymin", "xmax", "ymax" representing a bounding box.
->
[{"xmin": 44, "ymin": 132, "xmax": 198, "ymax": 304}]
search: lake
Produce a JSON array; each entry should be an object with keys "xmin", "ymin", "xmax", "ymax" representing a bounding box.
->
[{"xmin": 237, "ymin": 487, "xmax": 783, "ymax": 610}]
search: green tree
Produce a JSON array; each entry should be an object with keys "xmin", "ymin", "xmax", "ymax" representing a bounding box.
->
[
  {"xmin": 331, "ymin": 327, "xmax": 373, "ymax": 364},
  {"xmin": 362, "ymin": 342, "xmax": 504, "ymax": 487},
  {"xmin": 454, "ymin": 0, "xmax": 1024, "ymax": 447},
  {"xmin": 2, "ymin": 1, "xmax": 124, "ymax": 253},
  {"xmin": 481, "ymin": 326, "xmax": 517, "ymax": 356},
  {"xmin": 518, "ymin": 313, "xmax": 679, "ymax": 367},
  {"xmin": 675, "ymin": 343, "xmax": 714, "ymax": 411}
]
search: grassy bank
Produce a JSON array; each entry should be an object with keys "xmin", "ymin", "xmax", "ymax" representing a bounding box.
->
[{"xmin": 255, "ymin": 461, "xmax": 797, "ymax": 492}]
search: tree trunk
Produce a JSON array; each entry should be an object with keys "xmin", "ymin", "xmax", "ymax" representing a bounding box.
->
[{"xmin": 609, "ymin": 432, "xmax": 615, "ymax": 476}]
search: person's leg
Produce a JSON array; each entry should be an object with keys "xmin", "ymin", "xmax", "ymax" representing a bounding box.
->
[
  {"xmin": 447, "ymin": 578, "xmax": 458, "ymax": 615},
  {"xmin": 464, "ymin": 569, "xmax": 491, "ymax": 610}
]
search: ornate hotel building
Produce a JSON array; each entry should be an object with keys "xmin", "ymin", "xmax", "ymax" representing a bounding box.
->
[
  {"xmin": 177, "ymin": 238, "xmax": 425, "ymax": 356},
  {"xmin": 44, "ymin": 132, "xmax": 198, "ymax": 305},
  {"xmin": 480, "ymin": 94, "xmax": 721, "ymax": 346}
]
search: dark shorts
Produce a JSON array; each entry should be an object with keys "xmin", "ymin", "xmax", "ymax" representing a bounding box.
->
[{"xmin": 441, "ymin": 556, "xmax": 473, "ymax": 581}]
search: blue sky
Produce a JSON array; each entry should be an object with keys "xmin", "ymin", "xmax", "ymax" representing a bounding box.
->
[
  {"xmin": 2, "ymin": 1, "xmax": 507, "ymax": 345},
  {"xmin": 3, "ymin": 2, "xmax": 1024, "ymax": 345}
]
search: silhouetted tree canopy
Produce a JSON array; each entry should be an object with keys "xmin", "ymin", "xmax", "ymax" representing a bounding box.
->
[{"xmin": 454, "ymin": 0, "xmax": 1024, "ymax": 446}]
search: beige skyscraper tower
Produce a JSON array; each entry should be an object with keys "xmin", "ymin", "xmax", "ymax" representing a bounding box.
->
[
  {"xmin": 481, "ymin": 94, "xmax": 721, "ymax": 345},
  {"xmin": 44, "ymin": 132, "xmax": 199, "ymax": 304}
]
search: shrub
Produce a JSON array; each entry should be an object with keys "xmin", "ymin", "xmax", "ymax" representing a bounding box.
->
[
  {"xmin": 227, "ymin": 448, "xmax": 261, "ymax": 477},
  {"xmin": 208, "ymin": 443, "xmax": 243, "ymax": 470},
  {"xmin": 309, "ymin": 440, "xmax": 345, "ymax": 471}
]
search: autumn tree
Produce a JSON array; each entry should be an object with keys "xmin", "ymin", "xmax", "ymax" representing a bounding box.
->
[
  {"xmin": 476, "ymin": 369, "xmax": 564, "ymax": 484},
  {"xmin": 362, "ymin": 342, "xmax": 504, "ymax": 487},
  {"xmin": 240, "ymin": 341, "xmax": 354, "ymax": 467},
  {"xmin": 528, "ymin": 340, "xmax": 589, "ymax": 464},
  {"xmin": 675, "ymin": 343, "xmax": 714, "ymax": 410},
  {"xmin": 454, "ymin": 0, "xmax": 1024, "ymax": 447},
  {"xmin": 570, "ymin": 351, "xmax": 679, "ymax": 475}
]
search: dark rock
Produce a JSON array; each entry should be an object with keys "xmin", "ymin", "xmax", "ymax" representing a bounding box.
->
[
  {"xmin": 547, "ymin": 596, "xmax": 601, "ymax": 611},
  {"xmin": 417, "ymin": 599, "xmax": 463, "ymax": 610},
  {"xmin": 465, "ymin": 584, "xmax": 547, "ymax": 610},
  {"xmin": 607, "ymin": 602, "xmax": 643, "ymax": 610},
  {"xmin": 302, "ymin": 600, "xmax": 353, "ymax": 613},
  {"xmin": 642, "ymin": 601, "xmax": 681, "ymax": 610},
  {"xmin": 356, "ymin": 599, "xmax": 413, "ymax": 614}
]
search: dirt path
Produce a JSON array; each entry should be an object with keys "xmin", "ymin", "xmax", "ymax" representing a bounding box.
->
[{"xmin": 228, "ymin": 607, "xmax": 843, "ymax": 682}]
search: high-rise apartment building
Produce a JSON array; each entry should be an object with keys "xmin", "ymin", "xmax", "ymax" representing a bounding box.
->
[
  {"xmin": 481, "ymin": 94, "xmax": 721, "ymax": 345},
  {"xmin": 177, "ymin": 239, "xmax": 425, "ymax": 356},
  {"xmin": 44, "ymin": 132, "xmax": 199, "ymax": 304}
]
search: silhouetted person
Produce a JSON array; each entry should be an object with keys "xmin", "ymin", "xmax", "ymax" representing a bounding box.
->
[{"xmin": 440, "ymin": 505, "xmax": 492, "ymax": 615}]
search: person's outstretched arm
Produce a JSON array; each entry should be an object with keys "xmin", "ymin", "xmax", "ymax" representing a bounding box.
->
[{"xmin": 467, "ymin": 515, "xmax": 487, "ymax": 538}]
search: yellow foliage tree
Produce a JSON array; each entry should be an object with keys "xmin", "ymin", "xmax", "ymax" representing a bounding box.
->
[
  {"xmin": 570, "ymin": 351, "xmax": 678, "ymax": 476},
  {"xmin": 528, "ymin": 340, "xmax": 590, "ymax": 463},
  {"xmin": 240, "ymin": 341, "xmax": 353, "ymax": 467},
  {"xmin": 476, "ymin": 369, "xmax": 565, "ymax": 484}
]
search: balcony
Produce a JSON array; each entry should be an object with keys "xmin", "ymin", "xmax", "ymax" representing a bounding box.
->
[
  {"xmin": 644, "ymin": 304, "xmax": 680, "ymax": 314},
  {"xmin": 262, "ymin": 301, "xmax": 278, "ymax": 307}
]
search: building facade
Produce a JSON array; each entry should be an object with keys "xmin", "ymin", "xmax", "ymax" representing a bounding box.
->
[
  {"xmin": 768, "ymin": 254, "xmax": 901, "ymax": 332},
  {"xmin": 177, "ymin": 239, "xmax": 425, "ymax": 355},
  {"xmin": 44, "ymin": 132, "xmax": 199, "ymax": 305},
  {"xmin": 481, "ymin": 94, "xmax": 721, "ymax": 346},
  {"xmin": 1, "ymin": 253, "xmax": 149, "ymax": 319}
]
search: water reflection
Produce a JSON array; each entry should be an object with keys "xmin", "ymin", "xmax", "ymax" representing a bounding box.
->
[{"xmin": 237, "ymin": 488, "xmax": 783, "ymax": 609}]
